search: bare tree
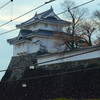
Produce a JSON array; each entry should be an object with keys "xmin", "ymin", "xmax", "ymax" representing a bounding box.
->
[
  {"xmin": 94, "ymin": 36, "xmax": 100, "ymax": 45},
  {"xmin": 79, "ymin": 21, "xmax": 96, "ymax": 46},
  {"xmin": 54, "ymin": 0, "xmax": 87, "ymax": 50},
  {"xmin": 93, "ymin": 10, "xmax": 100, "ymax": 30}
]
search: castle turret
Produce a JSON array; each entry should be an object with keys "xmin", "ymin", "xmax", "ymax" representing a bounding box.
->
[{"xmin": 7, "ymin": 7, "xmax": 71, "ymax": 56}]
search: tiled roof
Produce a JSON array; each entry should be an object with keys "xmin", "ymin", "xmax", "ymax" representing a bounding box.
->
[
  {"xmin": 19, "ymin": 29, "xmax": 32, "ymax": 37},
  {"xmin": 7, "ymin": 29, "xmax": 32, "ymax": 44},
  {"xmin": 7, "ymin": 29, "xmax": 68, "ymax": 45},
  {"xmin": 16, "ymin": 7, "xmax": 71, "ymax": 28}
]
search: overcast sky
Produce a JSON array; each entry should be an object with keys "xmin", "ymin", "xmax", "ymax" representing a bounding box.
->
[{"xmin": 0, "ymin": 0, "xmax": 99, "ymax": 79}]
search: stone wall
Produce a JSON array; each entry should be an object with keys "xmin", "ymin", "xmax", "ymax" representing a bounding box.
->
[
  {"xmin": 0, "ymin": 57, "xmax": 100, "ymax": 99},
  {"xmin": 2, "ymin": 53, "xmax": 37, "ymax": 81}
]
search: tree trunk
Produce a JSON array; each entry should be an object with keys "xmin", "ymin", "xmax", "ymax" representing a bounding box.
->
[{"xmin": 89, "ymin": 36, "xmax": 92, "ymax": 46}]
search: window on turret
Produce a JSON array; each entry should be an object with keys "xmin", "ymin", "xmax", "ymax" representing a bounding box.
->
[
  {"xmin": 40, "ymin": 44, "xmax": 46, "ymax": 51},
  {"xmin": 46, "ymin": 17, "xmax": 57, "ymax": 21},
  {"xmin": 45, "ymin": 23, "xmax": 48, "ymax": 27},
  {"xmin": 34, "ymin": 23, "xmax": 37, "ymax": 28},
  {"xmin": 19, "ymin": 37, "xmax": 23, "ymax": 40}
]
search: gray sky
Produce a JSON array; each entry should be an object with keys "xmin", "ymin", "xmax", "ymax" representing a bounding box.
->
[{"xmin": 0, "ymin": 0, "xmax": 99, "ymax": 79}]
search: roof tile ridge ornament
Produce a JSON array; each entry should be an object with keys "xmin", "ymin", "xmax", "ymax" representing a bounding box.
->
[
  {"xmin": 34, "ymin": 12, "xmax": 37, "ymax": 17},
  {"xmin": 50, "ymin": 6, "xmax": 53, "ymax": 11}
]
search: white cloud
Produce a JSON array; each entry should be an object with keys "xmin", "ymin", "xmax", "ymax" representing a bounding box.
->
[
  {"xmin": 0, "ymin": 14, "xmax": 32, "ymax": 22},
  {"xmin": 1, "ymin": 26, "xmax": 12, "ymax": 30}
]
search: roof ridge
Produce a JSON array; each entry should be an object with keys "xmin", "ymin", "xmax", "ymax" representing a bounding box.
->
[
  {"xmin": 16, "ymin": 7, "xmax": 54, "ymax": 28},
  {"xmin": 16, "ymin": 7, "xmax": 71, "ymax": 28},
  {"xmin": 36, "ymin": 7, "xmax": 53, "ymax": 16}
]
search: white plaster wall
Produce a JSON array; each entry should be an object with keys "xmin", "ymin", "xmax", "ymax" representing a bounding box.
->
[
  {"xmin": 25, "ymin": 23, "xmax": 63, "ymax": 31},
  {"xmin": 13, "ymin": 41, "xmax": 40, "ymax": 56},
  {"xmin": 32, "ymin": 37, "xmax": 65, "ymax": 53},
  {"xmin": 28, "ymin": 42, "xmax": 40, "ymax": 53},
  {"xmin": 14, "ymin": 36, "xmax": 65, "ymax": 56},
  {"xmin": 13, "ymin": 36, "xmax": 65, "ymax": 56},
  {"xmin": 37, "ymin": 49, "xmax": 100, "ymax": 66},
  {"xmin": 26, "ymin": 36, "xmax": 59, "ymax": 53},
  {"xmin": 13, "ymin": 43, "xmax": 27, "ymax": 56}
]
